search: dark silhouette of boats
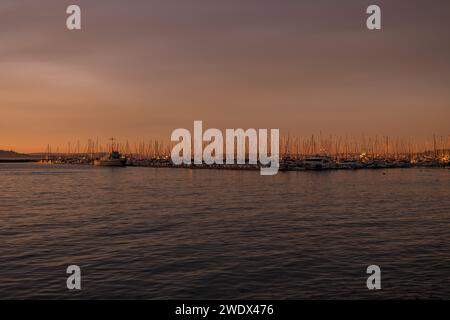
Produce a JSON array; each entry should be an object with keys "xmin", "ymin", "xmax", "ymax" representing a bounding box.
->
[{"xmin": 93, "ymin": 138, "xmax": 126, "ymax": 166}]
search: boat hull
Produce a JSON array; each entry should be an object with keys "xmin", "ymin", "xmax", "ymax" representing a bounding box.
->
[{"xmin": 93, "ymin": 159, "xmax": 125, "ymax": 167}]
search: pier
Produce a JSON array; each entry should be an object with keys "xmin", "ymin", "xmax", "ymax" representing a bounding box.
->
[{"xmin": 32, "ymin": 152, "xmax": 449, "ymax": 171}]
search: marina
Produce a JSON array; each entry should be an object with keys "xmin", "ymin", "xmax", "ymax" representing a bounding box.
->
[
  {"xmin": 31, "ymin": 135, "xmax": 450, "ymax": 171},
  {"xmin": 2, "ymin": 0, "xmax": 450, "ymax": 303},
  {"xmin": 33, "ymin": 150, "xmax": 450, "ymax": 171}
]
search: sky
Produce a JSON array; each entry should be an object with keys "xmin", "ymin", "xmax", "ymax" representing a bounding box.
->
[{"xmin": 0, "ymin": 0, "xmax": 449, "ymax": 152}]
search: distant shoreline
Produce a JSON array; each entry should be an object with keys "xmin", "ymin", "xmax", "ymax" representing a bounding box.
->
[{"xmin": 0, "ymin": 159, "xmax": 39, "ymax": 163}]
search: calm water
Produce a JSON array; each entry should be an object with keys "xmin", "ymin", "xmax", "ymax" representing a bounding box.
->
[{"xmin": 0, "ymin": 163, "xmax": 449, "ymax": 299}]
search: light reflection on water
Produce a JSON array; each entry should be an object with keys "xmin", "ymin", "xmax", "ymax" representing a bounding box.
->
[{"xmin": 0, "ymin": 163, "xmax": 449, "ymax": 299}]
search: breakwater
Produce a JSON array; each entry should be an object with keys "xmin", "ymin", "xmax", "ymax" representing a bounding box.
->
[{"xmin": 35, "ymin": 154, "xmax": 449, "ymax": 171}]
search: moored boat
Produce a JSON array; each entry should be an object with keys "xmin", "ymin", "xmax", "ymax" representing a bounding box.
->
[{"xmin": 94, "ymin": 151, "xmax": 126, "ymax": 167}]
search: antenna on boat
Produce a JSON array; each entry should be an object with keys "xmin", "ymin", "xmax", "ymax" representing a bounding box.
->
[{"xmin": 109, "ymin": 137, "xmax": 115, "ymax": 152}]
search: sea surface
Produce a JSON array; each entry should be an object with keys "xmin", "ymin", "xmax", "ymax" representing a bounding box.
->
[{"xmin": 0, "ymin": 163, "xmax": 449, "ymax": 299}]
